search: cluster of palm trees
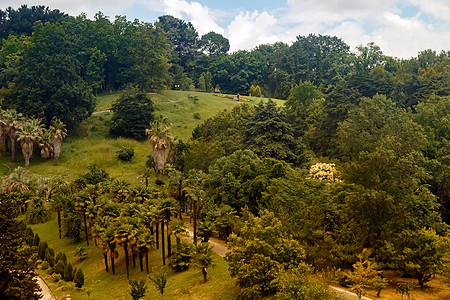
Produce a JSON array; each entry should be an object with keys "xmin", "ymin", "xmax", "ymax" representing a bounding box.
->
[
  {"xmin": 51, "ymin": 177, "xmax": 190, "ymax": 279},
  {"xmin": 0, "ymin": 107, "xmax": 67, "ymax": 166}
]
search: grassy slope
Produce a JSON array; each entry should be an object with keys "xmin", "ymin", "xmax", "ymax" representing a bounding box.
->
[{"xmin": 20, "ymin": 91, "xmax": 283, "ymax": 183}]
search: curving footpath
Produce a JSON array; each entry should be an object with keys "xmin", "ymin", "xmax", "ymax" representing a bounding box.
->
[{"xmin": 36, "ymin": 275, "xmax": 56, "ymax": 300}]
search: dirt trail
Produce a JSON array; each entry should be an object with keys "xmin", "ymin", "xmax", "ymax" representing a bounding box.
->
[{"xmin": 36, "ymin": 276, "xmax": 56, "ymax": 300}]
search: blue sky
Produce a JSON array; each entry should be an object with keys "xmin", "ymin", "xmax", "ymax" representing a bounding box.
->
[{"xmin": 1, "ymin": 0, "xmax": 449, "ymax": 58}]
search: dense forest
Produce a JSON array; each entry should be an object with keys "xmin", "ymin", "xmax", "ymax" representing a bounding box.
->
[{"xmin": 0, "ymin": 4, "xmax": 449, "ymax": 300}]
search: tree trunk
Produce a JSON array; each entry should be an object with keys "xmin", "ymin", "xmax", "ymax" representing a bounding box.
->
[
  {"xmin": 104, "ymin": 252, "xmax": 109, "ymax": 272},
  {"xmin": 139, "ymin": 249, "xmax": 143, "ymax": 272},
  {"xmin": 10, "ymin": 135, "xmax": 16, "ymax": 163},
  {"xmin": 21, "ymin": 140, "xmax": 33, "ymax": 167},
  {"xmin": 84, "ymin": 214, "xmax": 89, "ymax": 246},
  {"xmin": 161, "ymin": 221, "xmax": 165, "ymax": 265},
  {"xmin": 1, "ymin": 132, "xmax": 8, "ymax": 156},
  {"xmin": 110, "ymin": 246, "xmax": 115, "ymax": 275},
  {"xmin": 53, "ymin": 138, "xmax": 62, "ymax": 165},
  {"xmin": 202, "ymin": 267, "xmax": 207, "ymax": 282},
  {"xmin": 193, "ymin": 200, "xmax": 198, "ymax": 246},
  {"xmin": 145, "ymin": 249, "xmax": 149, "ymax": 274},
  {"xmin": 166, "ymin": 217, "xmax": 172, "ymax": 258},
  {"xmin": 57, "ymin": 211, "xmax": 62, "ymax": 239},
  {"xmin": 124, "ymin": 242, "xmax": 130, "ymax": 279},
  {"xmin": 155, "ymin": 222, "xmax": 159, "ymax": 249},
  {"xmin": 153, "ymin": 144, "xmax": 166, "ymax": 181},
  {"xmin": 132, "ymin": 248, "xmax": 136, "ymax": 268}
]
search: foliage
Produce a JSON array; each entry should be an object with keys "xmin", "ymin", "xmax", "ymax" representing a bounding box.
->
[
  {"xmin": 226, "ymin": 209, "xmax": 307, "ymax": 296},
  {"xmin": 195, "ymin": 242, "xmax": 215, "ymax": 282},
  {"xmin": 276, "ymin": 268, "xmax": 341, "ymax": 300},
  {"xmin": 309, "ymin": 163, "xmax": 341, "ymax": 183},
  {"xmin": 150, "ymin": 268, "xmax": 168, "ymax": 299},
  {"xmin": 0, "ymin": 197, "xmax": 41, "ymax": 299},
  {"xmin": 74, "ymin": 268, "xmax": 84, "ymax": 288},
  {"xmin": 391, "ymin": 228, "xmax": 450, "ymax": 287},
  {"xmin": 169, "ymin": 242, "xmax": 193, "ymax": 272},
  {"xmin": 129, "ymin": 279, "xmax": 147, "ymax": 300},
  {"xmin": 64, "ymin": 262, "xmax": 74, "ymax": 281},
  {"xmin": 116, "ymin": 146, "xmax": 135, "ymax": 161},
  {"xmin": 26, "ymin": 197, "xmax": 49, "ymax": 224},
  {"xmin": 75, "ymin": 164, "xmax": 110, "ymax": 187},
  {"xmin": 110, "ymin": 90, "xmax": 155, "ymax": 140},
  {"xmin": 346, "ymin": 257, "xmax": 385, "ymax": 299}
]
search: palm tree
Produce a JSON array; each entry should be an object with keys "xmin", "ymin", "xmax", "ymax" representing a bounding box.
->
[
  {"xmin": 75, "ymin": 191, "xmax": 92, "ymax": 246},
  {"xmin": 39, "ymin": 129, "xmax": 54, "ymax": 159},
  {"xmin": 3, "ymin": 109, "xmax": 24, "ymax": 162},
  {"xmin": 0, "ymin": 108, "xmax": 9, "ymax": 156},
  {"xmin": 195, "ymin": 242, "xmax": 215, "ymax": 282},
  {"xmin": 198, "ymin": 220, "xmax": 217, "ymax": 243},
  {"xmin": 100, "ymin": 225, "xmax": 118, "ymax": 274},
  {"xmin": 115, "ymin": 220, "xmax": 136, "ymax": 279},
  {"xmin": 169, "ymin": 219, "xmax": 188, "ymax": 250},
  {"xmin": 136, "ymin": 230, "xmax": 154, "ymax": 274},
  {"xmin": 95, "ymin": 215, "xmax": 112, "ymax": 272},
  {"xmin": 159, "ymin": 198, "xmax": 179, "ymax": 258},
  {"xmin": 168, "ymin": 170, "xmax": 184, "ymax": 219},
  {"xmin": 146, "ymin": 115, "xmax": 172, "ymax": 181},
  {"xmin": 49, "ymin": 117, "xmax": 67, "ymax": 165},
  {"xmin": 17, "ymin": 118, "xmax": 44, "ymax": 167}
]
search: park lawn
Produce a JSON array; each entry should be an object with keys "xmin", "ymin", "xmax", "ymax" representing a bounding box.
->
[
  {"xmin": 32, "ymin": 217, "xmax": 240, "ymax": 300},
  {"xmin": 4, "ymin": 90, "xmax": 284, "ymax": 183}
]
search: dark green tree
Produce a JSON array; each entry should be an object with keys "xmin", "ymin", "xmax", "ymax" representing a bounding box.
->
[
  {"xmin": 0, "ymin": 196, "xmax": 41, "ymax": 299},
  {"xmin": 200, "ymin": 31, "xmax": 230, "ymax": 56},
  {"xmin": 129, "ymin": 279, "xmax": 147, "ymax": 300},
  {"xmin": 109, "ymin": 90, "xmax": 155, "ymax": 140},
  {"xmin": 74, "ymin": 268, "xmax": 84, "ymax": 288}
]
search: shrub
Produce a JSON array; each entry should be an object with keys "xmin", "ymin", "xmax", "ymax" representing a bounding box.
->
[
  {"xmin": 25, "ymin": 198, "xmax": 49, "ymax": 224},
  {"xmin": 64, "ymin": 262, "xmax": 74, "ymax": 282},
  {"xmin": 169, "ymin": 242, "xmax": 193, "ymax": 271},
  {"xmin": 38, "ymin": 241, "xmax": 48, "ymax": 260},
  {"xmin": 45, "ymin": 248, "xmax": 55, "ymax": 267},
  {"xmin": 117, "ymin": 147, "xmax": 135, "ymax": 162},
  {"xmin": 33, "ymin": 233, "xmax": 40, "ymax": 247},
  {"xmin": 52, "ymin": 273, "xmax": 62, "ymax": 282},
  {"xmin": 193, "ymin": 113, "xmax": 200, "ymax": 120},
  {"xmin": 74, "ymin": 268, "xmax": 84, "ymax": 288},
  {"xmin": 53, "ymin": 260, "xmax": 66, "ymax": 277},
  {"xmin": 40, "ymin": 261, "xmax": 50, "ymax": 270},
  {"xmin": 55, "ymin": 252, "xmax": 67, "ymax": 265},
  {"xmin": 25, "ymin": 227, "xmax": 34, "ymax": 246}
]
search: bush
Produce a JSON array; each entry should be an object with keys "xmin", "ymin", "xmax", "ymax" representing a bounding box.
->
[
  {"xmin": 33, "ymin": 233, "xmax": 40, "ymax": 247},
  {"xmin": 52, "ymin": 273, "xmax": 62, "ymax": 282},
  {"xmin": 54, "ymin": 260, "xmax": 66, "ymax": 276},
  {"xmin": 55, "ymin": 252, "xmax": 67, "ymax": 265},
  {"xmin": 169, "ymin": 242, "xmax": 193, "ymax": 271},
  {"xmin": 45, "ymin": 248, "xmax": 55, "ymax": 267},
  {"xmin": 26, "ymin": 198, "xmax": 49, "ymax": 224},
  {"xmin": 40, "ymin": 261, "xmax": 50, "ymax": 270},
  {"xmin": 117, "ymin": 147, "xmax": 135, "ymax": 162},
  {"xmin": 193, "ymin": 113, "xmax": 200, "ymax": 119},
  {"xmin": 25, "ymin": 227, "xmax": 34, "ymax": 246},
  {"xmin": 74, "ymin": 268, "xmax": 84, "ymax": 288},
  {"xmin": 38, "ymin": 241, "xmax": 48, "ymax": 260},
  {"xmin": 64, "ymin": 262, "xmax": 74, "ymax": 282}
]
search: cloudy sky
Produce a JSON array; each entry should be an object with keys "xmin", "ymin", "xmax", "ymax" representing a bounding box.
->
[{"xmin": 2, "ymin": 0, "xmax": 450, "ymax": 58}]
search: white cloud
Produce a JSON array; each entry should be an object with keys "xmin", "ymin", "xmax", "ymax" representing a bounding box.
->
[
  {"xmin": 161, "ymin": 0, "xmax": 224, "ymax": 35},
  {"xmin": 225, "ymin": 10, "xmax": 278, "ymax": 52}
]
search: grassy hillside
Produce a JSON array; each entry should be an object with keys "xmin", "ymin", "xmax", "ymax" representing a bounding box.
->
[{"xmin": 3, "ymin": 90, "xmax": 283, "ymax": 183}]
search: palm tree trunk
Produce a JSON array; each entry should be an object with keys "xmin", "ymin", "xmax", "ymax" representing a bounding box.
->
[
  {"xmin": 104, "ymin": 252, "xmax": 109, "ymax": 272},
  {"xmin": 161, "ymin": 221, "xmax": 165, "ymax": 265},
  {"xmin": 155, "ymin": 222, "xmax": 159, "ymax": 249},
  {"xmin": 10, "ymin": 136, "xmax": 16, "ymax": 163},
  {"xmin": 53, "ymin": 139, "xmax": 62, "ymax": 165},
  {"xmin": 193, "ymin": 199, "xmax": 198, "ymax": 246},
  {"xmin": 145, "ymin": 249, "xmax": 149, "ymax": 274},
  {"xmin": 57, "ymin": 211, "xmax": 62, "ymax": 239},
  {"xmin": 202, "ymin": 267, "xmax": 207, "ymax": 282},
  {"xmin": 166, "ymin": 218, "xmax": 171, "ymax": 258},
  {"xmin": 139, "ymin": 249, "xmax": 143, "ymax": 272},
  {"xmin": 110, "ymin": 246, "xmax": 115, "ymax": 275},
  {"xmin": 124, "ymin": 242, "xmax": 130, "ymax": 279},
  {"xmin": 1, "ymin": 134, "xmax": 8, "ymax": 156},
  {"xmin": 84, "ymin": 214, "xmax": 89, "ymax": 246}
]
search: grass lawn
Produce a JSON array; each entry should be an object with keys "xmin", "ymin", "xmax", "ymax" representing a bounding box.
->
[
  {"xmin": 0, "ymin": 90, "xmax": 283, "ymax": 184},
  {"xmin": 32, "ymin": 216, "xmax": 240, "ymax": 300}
]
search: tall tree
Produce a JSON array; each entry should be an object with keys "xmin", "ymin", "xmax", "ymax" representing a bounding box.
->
[
  {"xmin": 16, "ymin": 118, "xmax": 43, "ymax": 166},
  {"xmin": 0, "ymin": 196, "xmax": 41, "ymax": 299},
  {"xmin": 49, "ymin": 117, "xmax": 67, "ymax": 165},
  {"xmin": 146, "ymin": 115, "xmax": 172, "ymax": 181},
  {"xmin": 200, "ymin": 31, "xmax": 230, "ymax": 56}
]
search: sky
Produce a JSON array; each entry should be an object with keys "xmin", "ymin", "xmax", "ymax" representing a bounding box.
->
[{"xmin": 1, "ymin": 0, "xmax": 450, "ymax": 58}]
